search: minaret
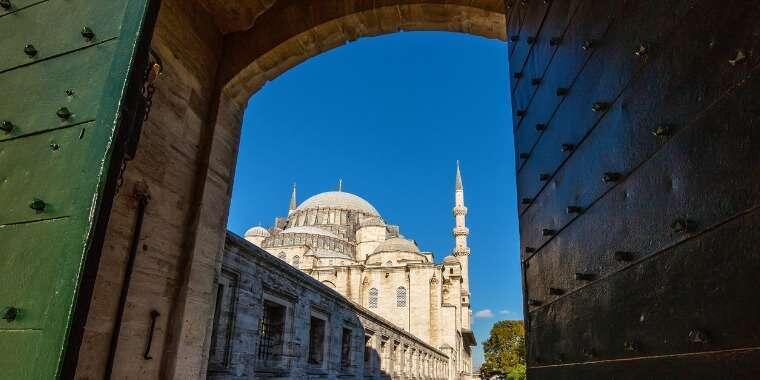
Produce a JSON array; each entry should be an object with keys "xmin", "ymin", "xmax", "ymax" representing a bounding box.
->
[
  {"xmin": 452, "ymin": 161, "xmax": 470, "ymax": 292},
  {"xmin": 288, "ymin": 183, "xmax": 297, "ymax": 215}
]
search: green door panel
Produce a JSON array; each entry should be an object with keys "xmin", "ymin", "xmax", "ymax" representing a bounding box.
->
[
  {"xmin": 0, "ymin": 330, "xmax": 41, "ymax": 379},
  {"xmin": 0, "ymin": 41, "xmax": 115, "ymax": 141},
  {"xmin": 0, "ymin": 0, "xmax": 155, "ymax": 377},
  {"xmin": 0, "ymin": 0, "xmax": 129, "ymax": 73},
  {"xmin": 0, "ymin": 122, "xmax": 98, "ymax": 225},
  {"xmin": 0, "ymin": 218, "xmax": 84, "ymax": 330}
]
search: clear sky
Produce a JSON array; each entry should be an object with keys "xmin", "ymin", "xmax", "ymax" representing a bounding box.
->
[{"xmin": 226, "ymin": 31, "xmax": 521, "ymax": 367}]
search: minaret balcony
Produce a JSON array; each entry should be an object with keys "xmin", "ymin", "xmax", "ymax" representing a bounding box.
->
[
  {"xmin": 452, "ymin": 226, "xmax": 469, "ymax": 236},
  {"xmin": 453, "ymin": 246, "xmax": 470, "ymax": 256},
  {"xmin": 451, "ymin": 206, "xmax": 468, "ymax": 216}
]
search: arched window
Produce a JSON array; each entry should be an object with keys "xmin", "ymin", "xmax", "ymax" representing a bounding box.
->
[
  {"xmin": 396, "ymin": 287, "xmax": 407, "ymax": 307},
  {"xmin": 292, "ymin": 255, "xmax": 300, "ymax": 267},
  {"xmin": 385, "ymin": 260, "xmax": 393, "ymax": 266},
  {"xmin": 278, "ymin": 252, "xmax": 286, "ymax": 261},
  {"xmin": 368, "ymin": 288, "xmax": 378, "ymax": 309}
]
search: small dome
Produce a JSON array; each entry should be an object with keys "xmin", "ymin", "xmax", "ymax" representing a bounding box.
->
[
  {"xmin": 373, "ymin": 237, "xmax": 420, "ymax": 254},
  {"xmin": 443, "ymin": 255, "xmax": 460, "ymax": 265},
  {"xmin": 245, "ymin": 226, "xmax": 270, "ymax": 238},
  {"xmin": 359, "ymin": 216, "xmax": 385, "ymax": 227},
  {"xmin": 280, "ymin": 226, "xmax": 341, "ymax": 240},
  {"xmin": 297, "ymin": 191, "xmax": 380, "ymax": 216}
]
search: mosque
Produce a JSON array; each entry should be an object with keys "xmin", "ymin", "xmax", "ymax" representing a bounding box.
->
[{"xmin": 242, "ymin": 163, "xmax": 476, "ymax": 376}]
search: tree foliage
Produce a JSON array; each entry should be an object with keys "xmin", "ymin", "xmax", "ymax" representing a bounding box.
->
[{"xmin": 480, "ymin": 320, "xmax": 525, "ymax": 379}]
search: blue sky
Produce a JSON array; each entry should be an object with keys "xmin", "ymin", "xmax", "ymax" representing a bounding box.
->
[{"xmin": 226, "ymin": 31, "xmax": 521, "ymax": 366}]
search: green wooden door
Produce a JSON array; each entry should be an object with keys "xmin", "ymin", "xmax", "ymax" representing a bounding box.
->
[{"xmin": 0, "ymin": 0, "xmax": 157, "ymax": 377}]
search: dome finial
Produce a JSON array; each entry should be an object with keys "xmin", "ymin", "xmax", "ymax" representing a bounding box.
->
[
  {"xmin": 288, "ymin": 182, "xmax": 297, "ymax": 213},
  {"xmin": 455, "ymin": 160, "xmax": 463, "ymax": 190},
  {"xmin": 337, "ymin": 178, "xmax": 343, "ymax": 192}
]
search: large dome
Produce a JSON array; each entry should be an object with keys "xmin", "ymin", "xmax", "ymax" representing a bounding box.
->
[
  {"xmin": 373, "ymin": 237, "xmax": 420, "ymax": 254},
  {"xmin": 297, "ymin": 191, "xmax": 379, "ymax": 216}
]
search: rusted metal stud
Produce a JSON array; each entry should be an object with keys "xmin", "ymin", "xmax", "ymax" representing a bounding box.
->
[
  {"xmin": 566, "ymin": 206, "xmax": 583, "ymax": 214},
  {"xmin": 57, "ymin": 107, "xmax": 72, "ymax": 120},
  {"xmin": 29, "ymin": 198, "xmax": 46, "ymax": 211},
  {"xmin": 24, "ymin": 44, "xmax": 37, "ymax": 57},
  {"xmin": 602, "ymin": 172, "xmax": 622, "ymax": 183},
  {"xmin": 535, "ymin": 123, "xmax": 547, "ymax": 131},
  {"xmin": 624, "ymin": 340, "xmax": 640, "ymax": 352},
  {"xmin": 688, "ymin": 329, "xmax": 710, "ymax": 344},
  {"xmin": 519, "ymin": 153, "xmax": 530, "ymax": 159},
  {"xmin": 548, "ymin": 287, "xmax": 565, "ymax": 295},
  {"xmin": 614, "ymin": 251, "xmax": 635, "ymax": 262},
  {"xmin": 528, "ymin": 299, "xmax": 542, "ymax": 307},
  {"xmin": 521, "ymin": 198, "xmax": 533, "ymax": 205},
  {"xmin": 671, "ymin": 219, "xmax": 697, "ymax": 233},
  {"xmin": 65, "ymin": 89, "xmax": 75, "ymax": 97},
  {"xmin": 556, "ymin": 87, "xmax": 569, "ymax": 96},
  {"xmin": 0, "ymin": 0, "xmax": 11, "ymax": 9},
  {"xmin": 634, "ymin": 43, "xmax": 648, "ymax": 57},
  {"xmin": 561, "ymin": 143, "xmax": 575, "ymax": 152},
  {"xmin": 729, "ymin": 50, "xmax": 746, "ymax": 66},
  {"xmin": 516, "ymin": 109, "xmax": 527, "ymax": 117},
  {"xmin": 510, "ymin": 35, "xmax": 520, "ymax": 42},
  {"xmin": 591, "ymin": 101, "xmax": 610, "ymax": 112},
  {"xmin": 575, "ymin": 272, "xmax": 595, "ymax": 281},
  {"xmin": 1, "ymin": 121, "xmax": 13, "ymax": 133},
  {"xmin": 513, "ymin": 71, "xmax": 524, "ymax": 79},
  {"xmin": 583, "ymin": 348, "xmax": 596, "ymax": 358},
  {"xmin": 542, "ymin": 228, "xmax": 556, "ymax": 237},
  {"xmin": 81, "ymin": 26, "xmax": 95, "ymax": 41},
  {"xmin": 527, "ymin": 36, "xmax": 536, "ymax": 45},
  {"xmin": 549, "ymin": 37, "xmax": 562, "ymax": 46},
  {"xmin": 531, "ymin": 77, "xmax": 542, "ymax": 86},
  {"xmin": 525, "ymin": 246, "xmax": 536, "ymax": 254},
  {"xmin": 581, "ymin": 39, "xmax": 596, "ymax": 50},
  {"xmin": 539, "ymin": 173, "xmax": 551, "ymax": 181},
  {"xmin": 651, "ymin": 124, "xmax": 672, "ymax": 137},
  {"xmin": 2, "ymin": 307, "xmax": 18, "ymax": 322}
]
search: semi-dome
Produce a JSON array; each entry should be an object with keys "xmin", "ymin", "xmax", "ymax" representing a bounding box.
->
[
  {"xmin": 245, "ymin": 226, "xmax": 270, "ymax": 238},
  {"xmin": 373, "ymin": 237, "xmax": 420, "ymax": 254},
  {"xmin": 280, "ymin": 226, "xmax": 341, "ymax": 240},
  {"xmin": 297, "ymin": 191, "xmax": 379, "ymax": 216}
]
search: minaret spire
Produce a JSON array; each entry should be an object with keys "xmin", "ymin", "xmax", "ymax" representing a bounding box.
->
[
  {"xmin": 455, "ymin": 160, "xmax": 463, "ymax": 190},
  {"xmin": 337, "ymin": 178, "xmax": 343, "ymax": 192},
  {"xmin": 288, "ymin": 182, "xmax": 297, "ymax": 214}
]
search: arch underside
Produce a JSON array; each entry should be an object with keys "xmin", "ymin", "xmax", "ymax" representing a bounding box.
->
[{"xmin": 210, "ymin": 1, "xmax": 507, "ymax": 106}]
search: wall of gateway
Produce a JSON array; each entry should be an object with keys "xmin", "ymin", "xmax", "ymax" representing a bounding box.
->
[{"xmin": 209, "ymin": 233, "xmax": 450, "ymax": 379}]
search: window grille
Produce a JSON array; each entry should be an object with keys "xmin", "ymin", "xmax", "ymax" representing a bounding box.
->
[
  {"xmin": 396, "ymin": 287, "xmax": 407, "ymax": 307},
  {"xmin": 292, "ymin": 255, "xmax": 300, "ymax": 267},
  {"xmin": 308, "ymin": 316, "xmax": 326, "ymax": 365},
  {"xmin": 258, "ymin": 301, "xmax": 285, "ymax": 361},
  {"xmin": 368, "ymin": 288, "xmax": 378, "ymax": 308},
  {"xmin": 340, "ymin": 328, "xmax": 352, "ymax": 368},
  {"xmin": 278, "ymin": 252, "xmax": 286, "ymax": 261}
]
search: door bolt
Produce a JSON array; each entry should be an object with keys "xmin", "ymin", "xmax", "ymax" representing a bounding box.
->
[
  {"xmin": 513, "ymin": 71, "xmax": 523, "ymax": 79},
  {"xmin": 548, "ymin": 287, "xmax": 565, "ymax": 295},
  {"xmin": 57, "ymin": 107, "xmax": 72, "ymax": 120},
  {"xmin": 652, "ymin": 124, "xmax": 672, "ymax": 137},
  {"xmin": 614, "ymin": 251, "xmax": 635, "ymax": 262},
  {"xmin": 528, "ymin": 299, "xmax": 542, "ymax": 307},
  {"xmin": 531, "ymin": 77, "xmax": 542, "ymax": 86},
  {"xmin": 671, "ymin": 219, "xmax": 697, "ymax": 234},
  {"xmin": 24, "ymin": 44, "xmax": 37, "ymax": 57},
  {"xmin": 634, "ymin": 43, "xmax": 648, "ymax": 56},
  {"xmin": 581, "ymin": 40, "xmax": 596, "ymax": 50},
  {"xmin": 29, "ymin": 198, "xmax": 46, "ymax": 211},
  {"xmin": 556, "ymin": 87, "xmax": 569, "ymax": 96},
  {"xmin": 602, "ymin": 172, "xmax": 622, "ymax": 183},
  {"xmin": 2, "ymin": 307, "xmax": 18, "ymax": 322},
  {"xmin": 566, "ymin": 206, "xmax": 583, "ymax": 214},
  {"xmin": 561, "ymin": 143, "xmax": 575, "ymax": 152},
  {"xmin": 688, "ymin": 329, "xmax": 710, "ymax": 344},
  {"xmin": 81, "ymin": 26, "xmax": 95, "ymax": 41},
  {"xmin": 539, "ymin": 173, "xmax": 551, "ymax": 181},
  {"xmin": 549, "ymin": 37, "xmax": 563, "ymax": 46},
  {"xmin": 535, "ymin": 123, "xmax": 547, "ymax": 131},
  {"xmin": 527, "ymin": 36, "xmax": 536, "ymax": 45},
  {"xmin": 542, "ymin": 228, "xmax": 556, "ymax": 237},
  {"xmin": 0, "ymin": 121, "xmax": 13, "ymax": 133},
  {"xmin": 519, "ymin": 153, "xmax": 530, "ymax": 159},
  {"xmin": 729, "ymin": 50, "xmax": 746, "ymax": 66},
  {"xmin": 592, "ymin": 102, "xmax": 610, "ymax": 112},
  {"xmin": 510, "ymin": 35, "xmax": 520, "ymax": 42},
  {"xmin": 525, "ymin": 247, "xmax": 536, "ymax": 254},
  {"xmin": 575, "ymin": 272, "xmax": 595, "ymax": 281},
  {"xmin": 516, "ymin": 109, "xmax": 527, "ymax": 117},
  {"xmin": 521, "ymin": 198, "xmax": 533, "ymax": 205}
]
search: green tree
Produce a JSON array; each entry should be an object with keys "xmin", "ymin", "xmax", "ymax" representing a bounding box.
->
[{"xmin": 480, "ymin": 320, "xmax": 526, "ymax": 379}]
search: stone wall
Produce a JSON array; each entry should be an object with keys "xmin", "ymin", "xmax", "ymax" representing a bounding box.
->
[{"xmin": 211, "ymin": 233, "xmax": 450, "ymax": 379}]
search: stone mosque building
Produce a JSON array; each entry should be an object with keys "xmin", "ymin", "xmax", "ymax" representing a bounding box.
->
[{"xmin": 240, "ymin": 163, "xmax": 476, "ymax": 377}]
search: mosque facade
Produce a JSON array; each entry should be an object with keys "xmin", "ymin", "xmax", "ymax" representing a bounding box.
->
[{"xmin": 243, "ymin": 163, "xmax": 476, "ymax": 376}]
